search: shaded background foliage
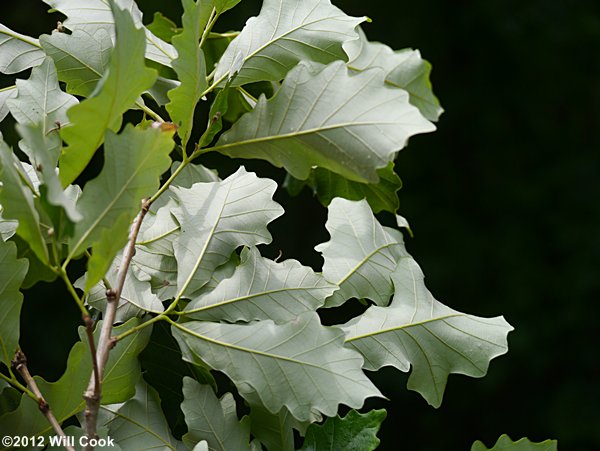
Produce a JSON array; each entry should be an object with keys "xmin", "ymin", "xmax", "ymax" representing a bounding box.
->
[{"xmin": 1, "ymin": 0, "xmax": 598, "ymax": 449}]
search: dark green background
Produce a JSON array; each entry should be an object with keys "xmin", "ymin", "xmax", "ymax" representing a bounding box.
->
[{"xmin": 2, "ymin": 0, "xmax": 599, "ymax": 449}]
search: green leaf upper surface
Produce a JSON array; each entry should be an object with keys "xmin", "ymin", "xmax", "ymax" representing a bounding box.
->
[
  {"xmin": 249, "ymin": 405, "xmax": 311, "ymax": 451},
  {"xmin": 216, "ymin": 61, "xmax": 435, "ymax": 183},
  {"xmin": 146, "ymin": 12, "xmax": 179, "ymax": 43},
  {"xmin": 0, "ymin": 383, "xmax": 20, "ymax": 418},
  {"xmin": 17, "ymin": 124, "xmax": 81, "ymax": 224},
  {"xmin": 40, "ymin": 28, "xmax": 113, "ymax": 97},
  {"xmin": 181, "ymin": 377, "xmax": 251, "ymax": 451},
  {"xmin": 198, "ymin": 86, "xmax": 230, "ymax": 148},
  {"xmin": 343, "ymin": 257, "xmax": 513, "ymax": 408},
  {"xmin": 0, "ymin": 24, "xmax": 44, "ymax": 74},
  {"xmin": 7, "ymin": 57, "xmax": 78, "ymax": 132},
  {"xmin": 171, "ymin": 167, "xmax": 283, "ymax": 298},
  {"xmin": 42, "ymin": 0, "xmax": 177, "ymax": 67},
  {"xmin": 58, "ymin": 3, "xmax": 158, "ymax": 187},
  {"xmin": 213, "ymin": 0, "xmax": 242, "ymax": 14},
  {"xmin": 0, "ymin": 318, "xmax": 151, "ymax": 437},
  {"xmin": 69, "ymin": 125, "xmax": 174, "ymax": 291},
  {"xmin": 172, "ymin": 312, "xmax": 382, "ymax": 422},
  {"xmin": 166, "ymin": 0, "xmax": 210, "ymax": 148},
  {"xmin": 300, "ymin": 409, "xmax": 386, "ymax": 451},
  {"xmin": 315, "ymin": 198, "xmax": 408, "ymax": 307},
  {"xmin": 471, "ymin": 435, "xmax": 558, "ymax": 451},
  {"xmin": 0, "ymin": 86, "xmax": 17, "ymax": 122},
  {"xmin": 11, "ymin": 74, "xmax": 81, "ymax": 229},
  {"xmin": 214, "ymin": 0, "xmax": 365, "ymax": 86},
  {"xmin": 0, "ymin": 141, "xmax": 49, "ymax": 264},
  {"xmin": 286, "ymin": 163, "xmax": 402, "ymax": 214},
  {"xmin": 104, "ymin": 381, "xmax": 186, "ymax": 450},
  {"xmin": 0, "ymin": 240, "xmax": 28, "ymax": 367},
  {"xmin": 183, "ymin": 246, "xmax": 337, "ymax": 323},
  {"xmin": 345, "ymin": 28, "xmax": 443, "ymax": 122}
]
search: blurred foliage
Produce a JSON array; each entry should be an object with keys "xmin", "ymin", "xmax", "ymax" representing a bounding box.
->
[{"xmin": 1, "ymin": 0, "xmax": 598, "ymax": 449}]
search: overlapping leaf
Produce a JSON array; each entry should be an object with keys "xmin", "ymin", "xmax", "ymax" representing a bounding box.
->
[
  {"xmin": 286, "ymin": 163, "xmax": 402, "ymax": 214},
  {"xmin": 249, "ymin": 405, "xmax": 310, "ymax": 451},
  {"xmin": 132, "ymin": 162, "xmax": 219, "ymax": 298},
  {"xmin": 0, "ymin": 240, "xmax": 28, "ymax": 367},
  {"xmin": 0, "ymin": 319, "xmax": 151, "ymax": 437},
  {"xmin": 0, "ymin": 140, "xmax": 48, "ymax": 264},
  {"xmin": 0, "ymin": 86, "xmax": 17, "ymax": 122},
  {"xmin": 213, "ymin": 0, "xmax": 242, "ymax": 14},
  {"xmin": 315, "ymin": 198, "xmax": 408, "ymax": 307},
  {"xmin": 139, "ymin": 322, "xmax": 217, "ymax": 438},
  {"xmin": 471, "ymin": 434, "xmax": 558, "ymax": 451},
  {"xmin": 103, "ymin": 381, "xmax": 186, "ymax": 450},
  {"xmin": 216, "ymin": 61, "xmax": 435, "ymax": 183},
  {"xmin": 40, "ymin": 28, "xmax": 113, "ymax": 97},
  {"xmin": 214, "ymin": 0, "xmax": 364, "ymax": 86},
  {"xmin": 181, "ymin": 378, "xmax": 251, "ymax": 451},
  {"xmin": 0, "ymin": 207, "xmax": 17, "ymax": 241},
  {"xmin": 171, "ymin": 167, "xmax": 283, "ymax": 298},
  {"xmin": 183, "ymin": 246, "xmax": 337, "ymax": 323},
  {"xmin": 198, "ymin": 85, "xmax": 230, "ymax": 148},
  {"xmin": 17, "ymin": 124, "xmax": 81, "ymax": 224},
  {"xmin": 0, "ymin": 24, "xmax": 44, "ymax": 74},
  {"xmin": 166, "ymin": 0, "xmax": 210, "ymax": 147},
  {"xmin": 132, "ymin": 196, "xmax": 180, "ymax": 299},
  {"xmin": 345, "ymin": 28, "xmax": 443, "ymax": 122},
  {"xmin": 58, "ymin": 3, "xmax": 158, "ymax": 186},
  {"xmin": 172, "ymin": 161, "xmax": 220, "ymax": 187},
  {"xmin": 7, "ymin": 57, "xmax": 78, "ymax": 133},
  {"xmin": 300, "ymin": 409, "xmax": 386, "ymax": 451},
  {"xmin": 147, "ymin": 12, "xmax": 179, "ymax": 43},
  {"xmin": 343, "ymin": 257, "xmax": 513, "ymax": 408},
  {"xmin": 172, "ymin": 312, "xmax": 382, "ymax": 422},
  {"xmin": 42, "ymin": 0, "xmax": 177, "ymax": 67},
  {"xmin": 7, "ymin": 59, "xmax": 81, "ymax": 224},
  {"xmin": 77, "ymin": 252, "xmax": 164, "ymax": 323},
  {"xmin": 69, "ymin": 125, "xmax": 174, "ymax": 291}
]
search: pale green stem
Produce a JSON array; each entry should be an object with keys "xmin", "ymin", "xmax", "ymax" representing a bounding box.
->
[
  {"xmin": 0, "ymin": 372, "xmax": 38, "ymax": 402},
  {"xmin": 199, "ymin": 8, "xmax": 219, "ymax": 49},
  {"xmin": 112, "ymin": 298, "xmax": 180, "ymax": 342},
  {"xmin": 206, "ymin": 66, "xmax": 216, "ymax": 83},
  {"xmin": 136, "ymin": 101, "xmax": 165, "ymax": 122},
  {"xmin": 148, "ymin": 157, "xmax": 189, "ymax": 204},
  {"xmin": 237, "ymin": 85, "xmax": 258, "ymax": 103},
  {"xmin": 208, "ymin": 31, "xmax": 240, "ymax": 39}
]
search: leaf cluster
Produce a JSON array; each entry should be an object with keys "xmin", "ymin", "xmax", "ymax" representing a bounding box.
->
[{"xmin": 0, "ymin": 0, "xmax": 533, "ymax": 449}]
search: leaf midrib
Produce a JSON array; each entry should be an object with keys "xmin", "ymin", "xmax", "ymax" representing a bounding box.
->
[
  {"xmin": 184, "ymin": 283, "xmax": 333, "ymax": 315},
  {"xmin": 68, "ymin": 144, "xmax": 158, "ymax": 260},
  {"xmin": 172, "ymin": 320, "xmax": 369, "ymax": 386},
  {"xmin": 214, "ymin": 119, "xmax": 403, "ymax": 153}
]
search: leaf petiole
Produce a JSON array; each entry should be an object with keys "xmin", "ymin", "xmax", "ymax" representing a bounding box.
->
[
  {"xmin": 0, "ymin": 371, "xmax": 38, "ymax": 402},
  {"xmin": 208, "ymin": 31, "xmax": 239, "ymax": 39},
  {"xmin": 199, "ymin": 8, "xmax": 219, "ymax": 49},
  {"xmin": 59, "ymin": 268, "xmax": 90, "ymax": 317}
]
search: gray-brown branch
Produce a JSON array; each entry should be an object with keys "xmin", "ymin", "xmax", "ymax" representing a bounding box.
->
[
  {"xmin": 12, "ymin": 351, "xmax": 75, "ymax": 451},
  {"xmin": 82, "ymin": 199, "xmax": 151, "ymax": 450}
]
